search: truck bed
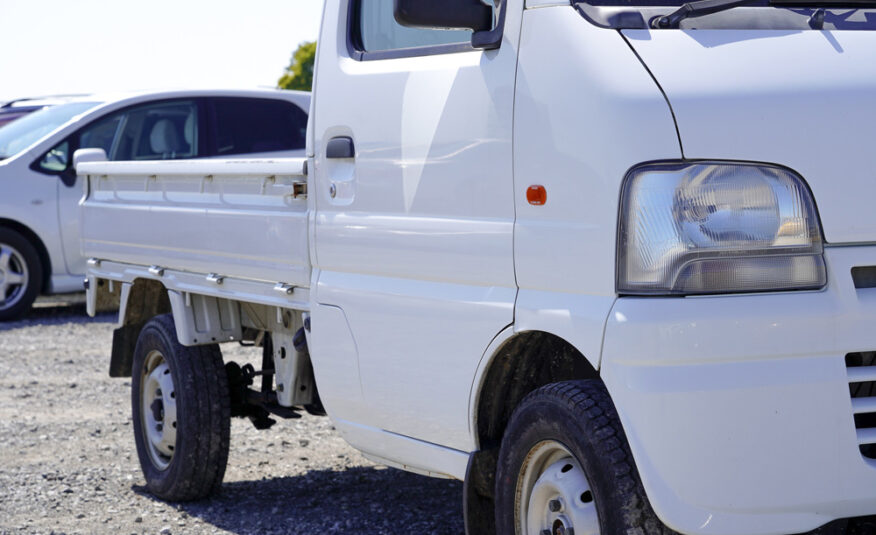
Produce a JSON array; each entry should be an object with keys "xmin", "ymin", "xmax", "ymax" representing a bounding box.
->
[{"xmin": 78, "ymin": 158, "xmax": 310, "ymax": 290}]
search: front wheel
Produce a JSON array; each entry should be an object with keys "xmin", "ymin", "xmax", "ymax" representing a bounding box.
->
[
  {"xmin": 495, "ymin": 380, "xmax": 674, "ymax": 535},
  {"xmin": 131, "ymin": 314, "xmax": 230, "ymax": 501}
]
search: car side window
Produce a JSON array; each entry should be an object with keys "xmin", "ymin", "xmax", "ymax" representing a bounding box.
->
[
  {"xmin": 38, "ymin": 140, "xmax": 70, "ymax": 173},
  {"xmin": 355, "ymin": 0, "xmax": 474, "ymax": 54},
  {"xmin": 80, "ymin": 114, "xmax": 123, "ymax": 157},
  {"xmin": 33, "ymin": 100, "xmax": 199, "ymax": 177},
  {"xmin": 113, "ymin": 100, "xmax": 198, "ymax": 160},
  {"xmin": 210, "ymin": 98, "xmax": 306, "ymax": 156},
  {"xmin": 36, "ymin": 114, "xmax": 121, "ymax": 174}
]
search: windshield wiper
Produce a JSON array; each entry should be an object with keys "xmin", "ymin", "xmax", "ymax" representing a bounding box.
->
[{"xmin": 651, "ymin": 0, "xmax": 761, "ymax": 27}]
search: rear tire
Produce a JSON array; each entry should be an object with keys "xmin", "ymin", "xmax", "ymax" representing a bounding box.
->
[
  {"xmin": 495, "ymin": 380, "xmax": 674, "ymax": 535},
  {"xmin": 131, "ymin": 314, "xmax": 230, "ymax": 501},
  {"xmin": 0, "ymin": 228, "xmax": 42, "ymax": 321}
]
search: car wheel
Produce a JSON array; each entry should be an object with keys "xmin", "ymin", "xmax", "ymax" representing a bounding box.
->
[
  {"xmin": 0, "ymin": 228, "xmax": 42, "ymax": 321},
  {"xmin": 132, "ymin": 313, "xmax": 230, "ymax": 501},
  {"xmin": 495, "ymin": 380, "xmax": 675, "ymax": 535}
]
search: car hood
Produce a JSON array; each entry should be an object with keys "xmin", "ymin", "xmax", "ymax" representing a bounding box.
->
[{"xmin": 624, "ymin": 28, "xmax": 876, "ymax": 244}]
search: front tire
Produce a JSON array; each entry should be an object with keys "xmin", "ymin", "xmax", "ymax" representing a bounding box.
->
[
  {"xmin": 131, "ymin": 314, "xmax": 230, "ymax": 501},
  {"xmin": 0, "ymin": 228, "xmax": 42, "ymax": 321},
  {"xmin": 495, "ymin": 380, "xmax": 674, "ymax": 535}
]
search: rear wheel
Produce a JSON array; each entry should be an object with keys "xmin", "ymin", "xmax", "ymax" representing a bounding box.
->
[
  {"xmin": 0, "ymin": 228, "xmax": 42, "ymax": 321},
  {"xmin": 132, "ymin": 314, "xmax": 230, "ymax": 501},
  {"xmin": 495, "ymin": 380, "xmax": 674, "ymax": 535}
]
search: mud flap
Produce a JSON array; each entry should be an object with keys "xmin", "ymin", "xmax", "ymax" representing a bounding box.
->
[{"xmin": 464, "ymin": 448, "xmax": 498, "ymax": 535}]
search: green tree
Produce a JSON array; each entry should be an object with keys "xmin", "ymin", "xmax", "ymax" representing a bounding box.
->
[{"xmin": 278, "ymin": 41, "xmax": 317, "ymax": 91}]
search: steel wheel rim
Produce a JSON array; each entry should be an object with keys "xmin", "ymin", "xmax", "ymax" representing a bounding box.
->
[
  {"xmin": 140, "ymin": 350, "xmax": 178, "ymax": 470},
  {"xmin": 516, "ymin": 440, "xmax": 600, "ymax": 535},
  {"xmin": 0, "ymin": 243, "xmax": 29, "ymax": 311}
]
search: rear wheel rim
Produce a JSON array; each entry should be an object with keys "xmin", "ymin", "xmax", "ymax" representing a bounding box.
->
[
  {"xmin": 140, "ymin": 350, "xmax": 178, "ymax": 470},
  {"xmin": 516, "ymin": 440, "xmax": 600, "ymax": 535},
  {"xmin": 0, "ymin": 244, "xmax": 29, "ymax": 311}
]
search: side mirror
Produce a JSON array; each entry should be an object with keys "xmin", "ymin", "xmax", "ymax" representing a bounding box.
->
[
  {"xmin": 394, "ymin": 0, "xmax": 493, "ymax": 32},
  {"xmin": 72, "ymin": 148, "xmax": 107, "ymax": 172},
  {"xmin": 67, "ymin": 148, "xmax": 107, "ymax": 188}
]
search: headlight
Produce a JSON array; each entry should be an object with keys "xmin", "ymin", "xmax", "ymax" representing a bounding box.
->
[{"xmin": 617, "ymin": 161, "xmax": 826, "ymax": 295}]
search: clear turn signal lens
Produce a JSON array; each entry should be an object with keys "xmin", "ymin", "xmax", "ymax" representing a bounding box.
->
[{"xmin": 617, "ymin": 162, "xmax": 826, "ymax": 295}]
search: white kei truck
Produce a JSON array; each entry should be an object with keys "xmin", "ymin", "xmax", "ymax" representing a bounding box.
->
[{"xmin": 76, "ymin": 0, "xmax": 876, "ymax": 534}]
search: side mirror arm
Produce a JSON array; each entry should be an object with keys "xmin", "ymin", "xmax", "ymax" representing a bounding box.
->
[{"xmin": 472, "ymin": 0, "xmax": 506, "ymax": 50}]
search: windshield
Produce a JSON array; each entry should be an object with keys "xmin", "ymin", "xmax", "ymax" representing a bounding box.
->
[
  {"xmin": 0, "ymin": 101, "xmax": 101, "ymax": 160},
  {"xmin": 582, "ymin": 0, "xmax": 747, "ymax": 5},
  {"xmin": 575, "ymin": 0, "xmax": 876, "ymax": 30}
]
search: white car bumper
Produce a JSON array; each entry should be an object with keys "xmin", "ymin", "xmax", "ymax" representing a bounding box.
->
[{"xmin": 601, "ymin": 245, "xmax": 876, "ymax": 535}]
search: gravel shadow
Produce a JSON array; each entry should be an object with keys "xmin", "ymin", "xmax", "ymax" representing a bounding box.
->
[
  {"xmin": 134, "ymin": 466, "xmax": 465, "ymax": 535},
  {"xmin": 0, "ymin": 297, "xmax": 115, "ymax": 332}
]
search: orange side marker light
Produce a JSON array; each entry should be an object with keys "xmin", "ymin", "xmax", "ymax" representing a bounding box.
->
[{"xmin": 527, "ymin": 185, "xmax": 547, "ymax": 206}]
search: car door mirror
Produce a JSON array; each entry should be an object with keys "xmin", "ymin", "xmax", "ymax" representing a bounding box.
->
[
  {"xmin": 65, "ymin": 148, "xmax": 107, "ymax": 188},
  {"xmin": 394, "ymin": 0, "xmax": 493, "ymax": 32},
  {"xmin": 72, "ymin": 147, "xmax": 107, "ymax": 170},
  {"xmin": 393, "ymin": 0, "xmax": 505, "ymax": 50}
]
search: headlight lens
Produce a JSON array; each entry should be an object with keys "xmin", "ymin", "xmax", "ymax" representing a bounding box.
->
[{"xmin": 618, "ymin": 162, "xmax": 825, "ymax": 295}]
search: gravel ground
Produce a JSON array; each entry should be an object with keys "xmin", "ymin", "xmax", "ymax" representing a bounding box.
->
[{"xmin": 0, "ymin": 297, "xmax": 464, "ymax": 535}]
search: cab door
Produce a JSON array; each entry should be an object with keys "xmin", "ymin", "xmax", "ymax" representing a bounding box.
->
[{"xmin": 311, "ymin": 0, "xmax": 522, "ymax": 451}]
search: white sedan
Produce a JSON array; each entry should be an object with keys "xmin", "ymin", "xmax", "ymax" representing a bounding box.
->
[{"xmin": 0, "ymin": 89, "xmax": 310, "ymax": 320}]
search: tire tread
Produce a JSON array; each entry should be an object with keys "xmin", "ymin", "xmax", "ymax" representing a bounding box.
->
[
  {"xmin": 132, "ymin": 314, "xmax": 230, "ymax": 501},
  {"xmin": 497, "ymin": 380, "xmax": 677, "ymax": 535}
]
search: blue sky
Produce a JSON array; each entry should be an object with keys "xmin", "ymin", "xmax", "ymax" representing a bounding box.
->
[{"xmin": 0, "ymin": 0, "xmax": 323, "ymax": 102}]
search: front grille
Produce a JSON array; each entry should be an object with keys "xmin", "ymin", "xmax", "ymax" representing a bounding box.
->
[{"xmin": 846, "ymin": 352, "xmax": 876, "ymax": 460}]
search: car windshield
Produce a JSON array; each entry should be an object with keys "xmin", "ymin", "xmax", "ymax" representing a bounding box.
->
[
  {"xmin": 0, "ymin": 101, "xmax": 101, "ymax": 160},
  {"xmin": 579, "ymin": 0, "xmax": 764, "ymax": 4},
  {"xmin": 583, "ymin": 0, "xmax": 706, "ymax": 4}
]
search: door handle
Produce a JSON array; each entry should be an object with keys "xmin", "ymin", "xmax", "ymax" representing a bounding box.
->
[{"xmin": 326, "ymin": 136, "xmax": 355, "ymax": 159}]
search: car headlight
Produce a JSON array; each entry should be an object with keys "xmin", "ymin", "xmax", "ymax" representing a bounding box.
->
[{"xmin": 617, "ymin": 161, "xmax": 826, "ymax": 295}]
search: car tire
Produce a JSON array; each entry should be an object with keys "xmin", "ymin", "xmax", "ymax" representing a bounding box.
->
[
  {"xmin": 0, "ymin": 227, "xmax": 42, "ymax": 321},
  {"xmin": 495, "ymin": 380, "xmax": 675, "ymax": 535},
  {"xmin": 131, "ymin": 313, "xmax": 230, "ymax": 501}
]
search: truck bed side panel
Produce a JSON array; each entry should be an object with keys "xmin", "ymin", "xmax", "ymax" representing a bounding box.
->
[{"xmin": 79, "ymin": 159, "xmax": 309, "ymax": 287}]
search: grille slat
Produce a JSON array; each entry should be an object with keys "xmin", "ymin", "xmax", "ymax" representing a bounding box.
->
[
  {"xmin": 848, "ymin": 367, "xmax": 876, "ymax": 383},
  {"xmin": 857, "ymin": 428, "xmax": 876, "ymax": 446},
  {"xmin": 845, "ymin": 353, "xmax": 876, "ymax": 459},
  {"xmin": 852, "ymin": 397, "xmax": 876, "ymax": 414}
]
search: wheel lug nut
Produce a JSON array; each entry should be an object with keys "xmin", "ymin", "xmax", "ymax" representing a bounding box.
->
[
  {"xmin": 549, "ymin": 499, "xmax": 562, "ymax": 512},
  {"xmin": 156, "ymin": 424, "xmax": 163, "ymax": 432}
]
